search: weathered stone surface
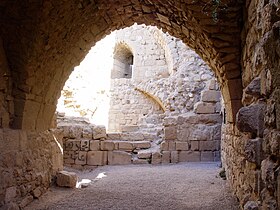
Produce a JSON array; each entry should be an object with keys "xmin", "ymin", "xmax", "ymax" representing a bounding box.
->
[
  {"xmin": 19, "ymin": 195, "xmax": 33, "ymax": 209},
  {"xmin": 175, "ymin": 142, "xmax": 189, "ymax": 151},
  {"xmin": 1, "ymin": 202, "xmax": 20, "ymax": 210},
  {"xmin": 171, "ymin": 151, "xmax": 179, "ymax": 163},
  {"xmin": 194, "ymin": 102, "xmax": 215, "ymax": 114},
  {"xmin": 199, "ymin": 141, "xmax": 217, "ymax": 151},
  {"xmin": 179, "ymin": 151, "xmax": 200, "ymax": 162},
  {"xmin": 133, "ymin": 141, "xmax": 151, "ymax": 149},
  {"xmin": 118, "ymin": 142, "xmax": 135, "ymax": 151},
  {"xmin": 56, "ymin": 171, "xmax": 77, "ymax": 188},
  {"xmin": 75, "ymin": 151, "xmax": 87, "ymax": 165},
  {"xmin": 151, "ymin": 152, "xmax": 161, "ymax": 164},
  {"xmin": 244, "ymin": 138, "xmax": 263, "ymax": 165},
  {"xmin": 201, "ymin": 90, "xmax": 221, "ymax": 102},
  {"xmin": 87, "ymin": 151, "xmax": 107, "ymax": 166},
  {"xmin": 90, "ymin": 140, "xmax": 100, "ymax": 151},
  {"xmin": 244, "ymin": 201, "xmax": 259, "ymax": 210},
  {"xmin": 201, "ymin": 151, "xmax": 214, "ymax": 162},
  {"xmin": 236, "ymin": 104, "xmax": 265, "ymax": 137},
  {"xmin": 5, "ymin": 187, "xmax": 17, "ymax": 203},
  {"xmin": 245, "ymin": 77, "xmax": 261, "ymax": 97},
  {"xmin": 137, "ymin": 151, "xmax": 152, "ymax": 159},
  {"xmin": 100, "ymin": 141, "xmax": 115, "ymax": 151},
  {"xmin": 161, "ymin": 151, "xmax": 170, "ymax": 164},
  {"xmin": 164, "ymin": 126, "xmax": 177, "ymax": 140},
  {"xmin": 160, "ymin": 141, "xmax": 168, "ymax": 151},
  {"xmin": 92, "ymin": 125, "xmax": 106, "ymax": 139},
  {"xmin": 108, "ymin": 151, "xmax": 131, "ymax": 165}
]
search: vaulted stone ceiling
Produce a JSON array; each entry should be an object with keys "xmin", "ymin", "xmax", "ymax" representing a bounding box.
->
[{"xmin": 0, "ymin": 0, "xmax": 244, "ymax": 130}]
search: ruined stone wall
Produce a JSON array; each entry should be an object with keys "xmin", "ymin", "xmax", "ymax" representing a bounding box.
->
[
  {"xmin": 221, "ymin": 1, "xmax": 280, "ymax": 209},
  {"xmin": 109, "ymin": 25, "xmax": 217, "ymax": 133},
  {"xmin": 115, "ymin": 24, "xmax": 169, "ymax": 81},
  {"xmin": 108, "ymin": 78, "xmax": 164, "ymax": 133},
  {"xmin": 0, "ymin": 129, "xmax": 63, "ymax": 208}
]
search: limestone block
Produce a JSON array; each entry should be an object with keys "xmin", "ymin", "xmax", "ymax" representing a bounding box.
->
[
  {"xmin": 92, "ymin": 125, "xmax": 106, "ymax": 140},
  {"xmin": 177, "ymin": 128, "xmax": 190, "ymax": 142},
  {"xmin": 151, "ymin": 152, "xmax": 161, "ymax": 164},
  {"xmin": 56, "ymin": 171, "xmax": 77, "ymax": 188},
  {"xmin": 133, "ymin": 141, "xmax": 151, "ymax": 149},
  {"xmin": 194, "ymin": 102, "xmax": 215, "ymax": 114},
  {"xmin": 168, "ymin": 141, "xmax": 176, "ymax": 151},
  {"xmin": 164, "ymin": 126, "xmax": 177, "ymax": 140},
  {"xmin": 137, "ymin": 151, "xmax": 152, "ymax": 159},
  {"xmin": 119, "ymin": 141, "xmax": 135, "ymax": 151},
  {"xmin": 236, "ymin": 103, "xmax": 265, "ymax": 137},
  {"xmin": 107, "ymin": 133, "xmax": 121, "ymax": 140},
  {"xmin": 179, "ymin": 151, "xmax": 201, "ymax": 162},
  {"xmin": 162, "ymin": 151, "xmax": 171, "ymax": 164},
  {"xmin": 108, "ymin": 151, "xmax": 131, "ymax": 165},
  {"xmin": 201, "ymin": 151, "xmax": 214, "ymax": 162},
  {"xmin": 80, "ymin": 139, "xmax": 89, "ymax": 151},
  {"xmin": 171, "ymin": 151, "xmax": 179, "ymax": 163},
  {"xmin": 75, "ymin": 151, "xmax": 87, "ymax": 165},
  {"xmin": 201, "ymin": 90, "xmax": 221, "ymax": 102},
  {"xmin": 178, "ymin": 114, "xmax": 222, "ymax": 125},
  {"xmin": 82, "ymin": 127, "xmax": 93, "ymax": 139},
  {"xmin": 64, "ymin": 139, "xmax": 80, "ymax": 151},
  {"xmin": 189, "ymin": 125, "xmax": 212, "ymax": 141},
  {"xmin": 213, "ymin": 125, "xmax": 222, "ymax": 140},
  {"xmin": 160, "ymin": 141, "xmax": 168, "ymax": 151},
  {"xmin": 208, "ymin": 80, "xmax": 218, "ymax": 90},
  {"xmin": 199, "ymin": 141, "xmax": 217, "ymax": 151},
  {"xmin": 90, "ymin": 140, "xmax": 100, "ymax": 151},
  {"xmin": 175, "ymin": 142, "xmax": 189, "ymax": 151},
  {"xmin": 100, "ymin": 141, "xmax": 115, "ymax": 151},
  {"xmin": 87, "ymin": 151, "xmax": 107, "ymax": 166},
  {"xmin": 64, "ymin": 151, "xmax": 75, "ymax": 164},
  {"xmin": 190, "ymin": 141, "xmax": 199, "ymax": 151},
  {"xmin": 68, "ymin": 126, "xmax": 82, "ymax": 139}
]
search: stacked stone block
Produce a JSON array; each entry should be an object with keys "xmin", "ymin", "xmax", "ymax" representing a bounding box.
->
[{"xmin": 161, "ymin": 113, "xmax": 222, "ymax": 163}]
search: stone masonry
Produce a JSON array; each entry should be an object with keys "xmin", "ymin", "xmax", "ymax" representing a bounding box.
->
[{"xmin": 1, "ymin": 1, "xmax": 280, "ymax": 209}]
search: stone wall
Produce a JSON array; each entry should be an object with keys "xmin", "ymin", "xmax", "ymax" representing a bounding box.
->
[
  {"xmin": 115, "ymin": 24, "xmax": 169, "ymax": 81},
  {"xmin": 0, "ymin": 129, "xmax": 63, "ymax": 209},
  {"xmin": 221, "ymin": 1, "xmax": 280, "ymax": 209},
  {"xmin": 161, "ymin": 79, "xmax": 222, "ymax": 163},
  {"xmin": 108, "ymin": 78, "xmax": 164, "ymax": 133},
  {"xmin": 0, "ymin": 37, "xmax": 13, "ymax": 128}
]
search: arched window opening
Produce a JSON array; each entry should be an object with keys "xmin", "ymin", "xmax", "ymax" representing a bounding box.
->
[{"xmin": 111, "ymin": 43, "xmax": 134, "ymax": 79}]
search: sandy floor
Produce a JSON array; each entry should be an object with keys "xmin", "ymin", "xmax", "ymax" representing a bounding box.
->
[{"xmin": 25, "ymin": 162, "xmax": 240, "ymax": 210}]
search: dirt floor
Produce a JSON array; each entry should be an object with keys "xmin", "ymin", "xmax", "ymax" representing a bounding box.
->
[{"xmin": 24, "ymin": 162, "xmax": 240, "ymax": 210}]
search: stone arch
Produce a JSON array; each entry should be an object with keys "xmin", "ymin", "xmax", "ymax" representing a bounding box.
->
[
  {"xmin": 0, "ymin": 1, "xmax": 243, "ymax": 130},
  {"xmin": 112, "ymin": 42, "xmax": 134, "ymax": 79}
]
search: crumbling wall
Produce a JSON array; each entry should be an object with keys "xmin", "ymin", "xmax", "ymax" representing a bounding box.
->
[
  {"xmin": 0, "ymin": 129, "xmax": 63, "ymax": 208},
  {"xmin": 221, "ymin": 1, "xmax": 280, "ymax": 209}
]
